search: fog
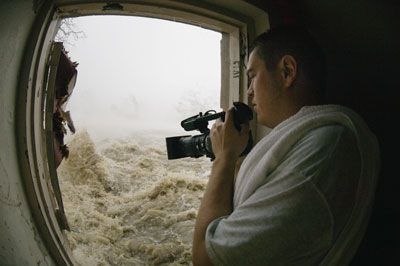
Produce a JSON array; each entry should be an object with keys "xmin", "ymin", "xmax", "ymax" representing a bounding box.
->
[
  {"xmin": 55, "ymin": 16, "xmax": 220, "ymax": 264},
  {"xmin": 61, "ymin": 15, "xmax": 222, "ymax": 140}
]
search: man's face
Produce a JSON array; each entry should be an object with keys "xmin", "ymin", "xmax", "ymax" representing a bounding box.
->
[{"xmin": 246, "ymin": 50, "xmax": 282, "ymax": 128}]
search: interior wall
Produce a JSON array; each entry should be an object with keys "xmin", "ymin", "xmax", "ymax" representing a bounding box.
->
[
  {"xmin": 248, "ymin": 0, "xmax": 400, "ymax": 264},
  {"xmin": 300, "ymin": 2, "xmax": 399, "ymax": 262},
  {"xmin": 0, "ymin": 1, "xmax": 55, "ymax": 265}
]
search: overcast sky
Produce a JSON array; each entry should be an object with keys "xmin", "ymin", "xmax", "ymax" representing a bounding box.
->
[{"xmin": 60, "ymin": 15, "xmax": 221, "ymax": 140}]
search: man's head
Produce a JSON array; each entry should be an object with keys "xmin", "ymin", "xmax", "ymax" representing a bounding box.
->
[{"xmin": 247, "ymin": 26, "xmax": 326, "ymax": 128}]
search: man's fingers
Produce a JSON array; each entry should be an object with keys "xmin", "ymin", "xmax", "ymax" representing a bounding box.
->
[
  {"xmin": 224, "ymin": 107, "xmax": 235, "ymax": 128},
  {"xmin": 225, "ymin": 108, "xmax": 250, "ymax": 134},
  {"xmin": 212, "ymin": 119, "xmax": 223, "ymax": 131}
]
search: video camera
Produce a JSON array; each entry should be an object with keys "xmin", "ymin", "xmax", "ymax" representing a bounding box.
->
[{"xmin": 166, "ymin": 102, "xmax": 254, "ymax": 160}]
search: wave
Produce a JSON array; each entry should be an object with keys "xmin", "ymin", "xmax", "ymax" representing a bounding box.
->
[{"xmin": 58, "ymin": 130, "xmax": 211, "ymax": 265}]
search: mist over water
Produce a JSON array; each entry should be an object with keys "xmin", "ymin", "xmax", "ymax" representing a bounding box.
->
[
  {"xmin": 63, "ymin": 15, "xmax": 221, "ymax": 141},
  {"xmin": 57, "ymin": 16, "xmax": 221, "ymax": 265}
]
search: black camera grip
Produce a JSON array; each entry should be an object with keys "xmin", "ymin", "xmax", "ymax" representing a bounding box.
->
[
  {"xmin": 221, "ymin": 102, "xmax": 253, "ymax": 131},
  {"xmin": 232, "ymin": 101, "xmax": 253, "ymax": 130},
  {"xmin": 220, "ymin": 102, "xmax": 254, "ymax": 157}
]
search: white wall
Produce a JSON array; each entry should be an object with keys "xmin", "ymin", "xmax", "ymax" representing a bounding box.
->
[{"xmin": 0, "ymin": 1, "xmax": 55, "ymax": 265}]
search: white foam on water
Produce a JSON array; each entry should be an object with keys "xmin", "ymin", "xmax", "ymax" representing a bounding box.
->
[{"xmin": 58, "ymin": 130, "xmax": 211, "ymax": 265}]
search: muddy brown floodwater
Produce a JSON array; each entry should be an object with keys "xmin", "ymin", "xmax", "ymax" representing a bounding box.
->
[{"xmin": 57, "ymin": 130, "xmax": 211, "ymax": 265}]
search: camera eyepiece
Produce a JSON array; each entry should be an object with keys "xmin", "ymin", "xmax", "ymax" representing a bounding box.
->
[{"xmin": 166, "ymin": 102, "xmax": 253, "ymax": 160}]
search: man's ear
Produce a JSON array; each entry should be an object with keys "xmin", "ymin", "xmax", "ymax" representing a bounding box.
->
[{"xmin": 278, "ymin": 55, "xmax": 297, "ymax": 89}]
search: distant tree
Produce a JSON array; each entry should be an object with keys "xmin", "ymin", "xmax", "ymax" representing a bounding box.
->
[{"xmin": 55, "ymin": 18, "xmax": 86, "ymax": 46}]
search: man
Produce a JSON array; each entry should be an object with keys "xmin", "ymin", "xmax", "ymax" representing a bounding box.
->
[{"xmin": 192, "ymin": 26, "xmax": 380, "ymax": 265}]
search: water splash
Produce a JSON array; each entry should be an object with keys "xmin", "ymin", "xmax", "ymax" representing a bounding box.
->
[{"xmin": 58, "ymin": 130, "xmax": 210, "ymax": 265}]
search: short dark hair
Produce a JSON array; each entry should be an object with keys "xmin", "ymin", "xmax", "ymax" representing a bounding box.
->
[{"xmin": 250, "ymin": 26, "xmax": 326, "ymax": 96}]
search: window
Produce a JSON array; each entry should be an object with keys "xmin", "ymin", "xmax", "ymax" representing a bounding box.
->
[
  {"xmin": 54, "ymin": 15, "xmax": 221, "ymax": 264},
  {"xmin": 17, "ymin": 1, "xmax": 267, "ymax": 264}
]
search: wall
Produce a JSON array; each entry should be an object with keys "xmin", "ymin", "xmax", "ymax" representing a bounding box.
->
[
  {"xmin": 0, "ymin": 0, "xmax": 55, "ymax": 265},
  {"xmin": 297, "ymin": 2, "xmax": 399, "ymax": 264}
]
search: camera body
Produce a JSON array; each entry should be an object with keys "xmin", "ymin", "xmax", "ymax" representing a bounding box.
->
[{"xmin": 166, "ymin": 102, "xmax": 254, "ymax": 160}]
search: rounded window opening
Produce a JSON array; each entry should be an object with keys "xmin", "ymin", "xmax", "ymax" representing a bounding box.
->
[{"xmin": 53, "ymin": 15, "xmax": 221, "ymax": 265}]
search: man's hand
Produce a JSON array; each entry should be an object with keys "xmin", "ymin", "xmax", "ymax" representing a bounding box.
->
[
  {"xmin": 210, "ymin": 107, "xmax": 250, "ymax": 160},
  {"xmin": 192, "ymin": 107, "xmax": 250, "ymax": 266}
]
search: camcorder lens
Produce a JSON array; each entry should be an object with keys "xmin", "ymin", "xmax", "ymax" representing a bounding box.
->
[{"xmin": 165, "ymin": 134, "xmax": 213, "ymax": 160}]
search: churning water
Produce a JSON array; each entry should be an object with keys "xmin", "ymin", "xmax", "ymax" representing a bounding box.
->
[{"xmin": 57, "ymin": 130, "xmax": 211, "ymax": 265}]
